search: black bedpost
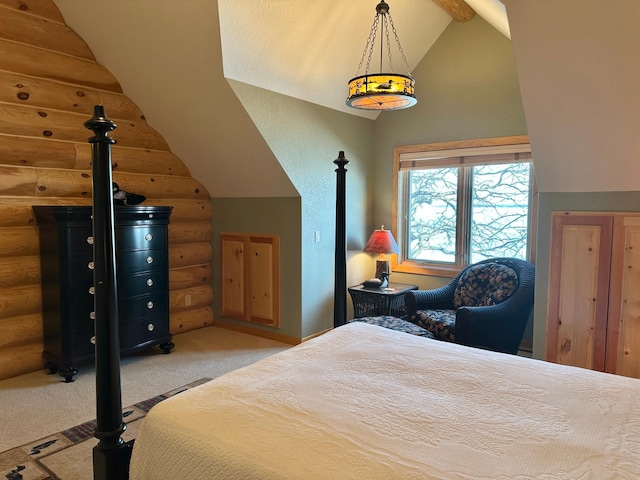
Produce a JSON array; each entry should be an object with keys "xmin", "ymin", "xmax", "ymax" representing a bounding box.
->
[
  {"xmin": 85, "ymin": 106, "xmax": 131, "ymax": 480},
  {"xmin": 334, "ymin": 151, "xmax": 349, "ymax": 327}
]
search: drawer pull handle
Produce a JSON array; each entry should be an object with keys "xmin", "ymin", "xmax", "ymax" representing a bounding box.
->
[
  {"xmin": 146, "ymin": 278, "xmax": 154, "ymax": 287},
  {"xmin": 87, "ymin": 236, "xmax": 94, "ymax": 245},
  {"xmin": 147, "ymin": 323, "xmax": 155, "ymax": 331},
  {"xmin": 89, "ymin": 286, "xmax": 95, "ymax": 295},
  {"xmin": 147, "ymin": 301, "xmax": 154, "ymax": 309},
  {"xmin": 88, "ymin": 261, "xmax": 94, "ymax": 270},
  {"xmin": 145, "ymin": 233, "xmax": 153, "ymax": 241},
  {"xmin": 146, "ymin": 256, "xmax": 154, "ymax": 264},
  {"xmin": 90, "ymin": 311, "xmax": 96, "ymax": 320},
  {"xmin": 90, "ymin": 336, "xmax": 96, "ymax": 345}
]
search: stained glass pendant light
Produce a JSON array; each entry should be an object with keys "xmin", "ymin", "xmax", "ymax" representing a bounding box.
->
[{"xmin": 347, "ymin": 1, "xmax": 417, "ymax": 111}]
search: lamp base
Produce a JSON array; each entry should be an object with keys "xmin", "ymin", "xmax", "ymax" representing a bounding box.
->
[{"xmin": 375, "ymin": 259, "xmax": 390, "ymax": 279}]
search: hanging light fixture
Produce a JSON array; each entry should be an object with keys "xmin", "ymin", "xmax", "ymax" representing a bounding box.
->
[{"xmin": 347, "ymin": 0, "xmax": 417, "ymax": 111}]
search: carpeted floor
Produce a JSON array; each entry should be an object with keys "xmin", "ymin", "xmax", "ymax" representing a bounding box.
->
[
  {"xmin": 0, "ymin": 326, "xmax": 291, "ymax": 464},
  {"xmin": 0, "ymin": 378, "xmax": 211, "ymax": 480}
]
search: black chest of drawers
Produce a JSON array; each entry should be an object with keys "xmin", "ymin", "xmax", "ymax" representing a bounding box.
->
[{"xmin": 33, "ymin": 205, "xmax": 174, "ymax": 382}]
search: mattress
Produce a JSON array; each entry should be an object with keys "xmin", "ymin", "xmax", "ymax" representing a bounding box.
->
[{"xmin": 130, "ymin": 322, "xmax": 640, "ymax": 479}]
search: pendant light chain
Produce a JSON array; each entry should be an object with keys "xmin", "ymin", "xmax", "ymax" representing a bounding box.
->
[
  {"xmin": 387, "ymin": 15, "xmax": 412, "ymax": 75},
  {"xmin": 383, "ymin": 16, "xmax": 394, "ymax": 73},
  {"xmin": 355, "ymin": 13, "xmax": 380, "ymax": 77}
]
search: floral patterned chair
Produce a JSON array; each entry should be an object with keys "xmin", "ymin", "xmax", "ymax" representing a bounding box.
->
[{"xmin": 404, "ymin": 258, "xmax": 535, "ymax": 354}]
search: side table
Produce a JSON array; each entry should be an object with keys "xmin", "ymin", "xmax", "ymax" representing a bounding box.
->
[{"xmin": 348, "ymin": 282, "xmax": 419, "ymax": 318}]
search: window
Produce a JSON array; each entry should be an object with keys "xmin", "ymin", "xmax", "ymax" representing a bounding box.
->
[{"xmin": 393, "ymin": 137, "xmax": 536, "ymax": 276}]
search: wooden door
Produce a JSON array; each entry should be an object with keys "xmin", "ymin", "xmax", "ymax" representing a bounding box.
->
[
  {"xmin": 221, "ymin": 233, "xmax": 280, "ymax": 327},
  {"xmin": 221, "ymin": 234, "xmax": 246, "ymax": 319},
  {"xmin": 546, "ymin": 213, "xmax": 613, "ymax": 371},
  {"xmin": 607, "ymin": 216, "xmax": 640, "ymax": 377},
  {"xmin": 247, "ymin": 235, "xmax": 280, "ymax": 327}
]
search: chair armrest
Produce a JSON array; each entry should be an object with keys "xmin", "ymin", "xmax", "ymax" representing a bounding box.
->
[
  {"xmin": 405, "ymin": 283, "xmax": 457, "ymax": 315},
  {"xmin": 455, "ymin": 284, "xmax": 534, "ymax": 354}
]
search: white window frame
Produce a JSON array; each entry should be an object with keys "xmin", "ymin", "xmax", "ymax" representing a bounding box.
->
[{"xmin": 392, "ymin": 136, "xmax": 537, "ymax": 277}]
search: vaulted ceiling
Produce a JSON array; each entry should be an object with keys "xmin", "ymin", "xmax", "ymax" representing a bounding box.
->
[
  {"xmin": 217, "ymin": 0, "xmax": 509, "ymax": 119},
  {"xmin": 52, "ymin": 0, "xmax": 640, "ymax": 195}
]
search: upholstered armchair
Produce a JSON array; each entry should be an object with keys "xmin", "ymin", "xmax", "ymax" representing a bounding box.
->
[{"xmin": 404, "ymin": 258, "xmax": 535, "ymax": 354}]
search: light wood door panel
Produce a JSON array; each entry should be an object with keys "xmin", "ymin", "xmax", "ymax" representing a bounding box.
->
[
  {"xmin": 221, "ymin": 233, "xmax": 280, "ymax": 327},
  {"xmin": 221, "ymin": 235, "xmax": 246, "ymax": 319},
  {"xmin": 546, "ymin": 214, "xmax": 613, "ymax": 371},
  {"xmin": 607, "ymin": 217, "xmax": 640, "ymax": 377}
]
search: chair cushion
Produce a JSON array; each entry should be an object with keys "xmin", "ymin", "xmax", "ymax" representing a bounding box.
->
[
  {"xmin": 350, "ymin": 316, "xmax": 435, "ymax": 339},
  {"xmin": 410, "ymin": 309, "xmax": 456, "ymax": 342},
  {"xmin": 452, "ymin": 263, "xmax": 518, "ymax": 308}
]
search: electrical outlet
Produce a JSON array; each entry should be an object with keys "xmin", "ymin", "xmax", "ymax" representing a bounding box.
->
[
  {"xmin": 185, "ymin": 294, "xmax": 192, "ymax": 306},
  {"xmin": 314, "ymin": 231, "xmax": 320, "ymax": 243}
]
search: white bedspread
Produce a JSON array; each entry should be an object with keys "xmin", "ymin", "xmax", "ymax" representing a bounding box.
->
[{"xmin": 130, "ymin": 322, "xmax": 640, "ymax": 479}]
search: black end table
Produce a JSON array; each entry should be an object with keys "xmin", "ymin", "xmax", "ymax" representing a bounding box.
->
[{"xmin": 348, "ymin": 282, "xmax": 419, "ymax": 318}]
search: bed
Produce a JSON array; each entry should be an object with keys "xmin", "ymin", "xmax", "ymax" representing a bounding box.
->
[
  {"xmin": 86, "ymin": 124, "xmax": 639, "ymax": 478},
  {"xmin": 130, "ymin": 321, "xmax": 640, "ymax": 479}
]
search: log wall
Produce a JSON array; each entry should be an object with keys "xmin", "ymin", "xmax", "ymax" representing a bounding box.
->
[{"xmin": 0, "ymin": 0, "xmax": 213, "ymax": 380}]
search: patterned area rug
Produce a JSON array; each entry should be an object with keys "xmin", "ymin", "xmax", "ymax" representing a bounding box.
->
[{"xmin": 0, "ymin": 378, "xmax": 211, "ymax": 480}]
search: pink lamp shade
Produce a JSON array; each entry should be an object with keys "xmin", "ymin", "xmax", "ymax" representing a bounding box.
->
[{"xmin": 363, "ymin": 226, "xmax": 399, "ymax": 278}]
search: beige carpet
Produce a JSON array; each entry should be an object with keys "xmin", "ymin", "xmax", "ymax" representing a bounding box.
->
[
  {"xmin": 0, "ymin": 326, "xmax": 290, "ymax": 454},
  {"xmin": 0, "ymin": 378, "xmax": 211, "ymax": 480}
]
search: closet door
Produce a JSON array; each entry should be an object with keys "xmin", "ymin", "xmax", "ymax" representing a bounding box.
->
[
  {"xmin": 607, "ymin": 216, "xmax": 640, "ymax": 377},
  {"xmin": 221, "ymin": 233, "xmax": 280, "ymax": 327},
  {"xmin": 546, "ymin": 214, "xmax": 613, "ymax": 371}
]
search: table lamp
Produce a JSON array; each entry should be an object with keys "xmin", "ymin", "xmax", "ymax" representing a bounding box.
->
[{"xmin": 363, "ymin": 225, "xmax": 399, "ymax": 279}]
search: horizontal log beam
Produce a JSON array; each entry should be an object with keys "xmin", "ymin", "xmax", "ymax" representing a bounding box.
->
[
  {"xmin": 0, "ymin": 313, "xmax": 41, "ymax": 349},
  {"xmin": 169, "ymin": 284, "xmax": 214, "ymax": 311},
  {"xmin": 169, "ymin": 242, "xmax": 213, "ymax": 269},
  {"xmin": 0, "ymin": 71, "xmax": 144, "ymax": 123},
  {"xmin": 170, "ymin": 306, "xmax": 213, "ymax": 334},
  {"xmin": 0, "ymin": 197, "xmax": 212, "ymax": 226},
  {"xmin": 0, "ymin": 103, "xmax": 168, "ymax": 149},
  {"xmin": 0, "ymin": 134, "xmax": 190, "ymax": 176},
  {"xmin": 168, "ymin": 222, "xmax": 213, "ymax": 245},
  {"xmin": 0, "ymin": 284, "xmax": 41, "ymax": 320},
  {"xmin": 169, "ymin": 264, "xmax": 213, "ymax": 291},
  {"xmin": 0, "ymin": 1, "xmax": 64, "ymax": 23},
  {"xmin": 0, "ymin": 38, "xmax": 120, "ymax": 92},
  {"xmin": 0, "ymin": 5, "xmax": 93, "ymax": 59},
  {"xmin": 431, "ymin": 0, "xmax": 476, "ymax": 21},
  {"xmin": 0, "ymin": 166, "xmax": 209, "ymax": 198},
  {"xmin": 0, "ymin": 256, "xmax": 40, "ymax": 288},
  {"xmin": 0, "ymin": 341, "xmax": 44, "ymax": 380},
  {"xmin": 0, "ymin": 226, "xmax": 39, "ymax": 256}
]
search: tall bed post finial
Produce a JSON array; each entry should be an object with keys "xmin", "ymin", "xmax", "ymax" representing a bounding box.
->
[
  {"xmin": 85, "ymin": 105, "xmax": 131, "ymax": 479},
  {"xmin": 334, "ymin": 151, "xmax": 349, "ymax": 327}
]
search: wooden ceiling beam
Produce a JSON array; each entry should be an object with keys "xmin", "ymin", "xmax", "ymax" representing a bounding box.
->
[{"xmin": 431, "ymin": 0, "xmax": 476, "ymax": 22}]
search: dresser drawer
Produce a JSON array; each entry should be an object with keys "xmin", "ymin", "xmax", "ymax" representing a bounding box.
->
[
  {"xmin": 64, "ymin": 227, "xmax": 94, "ymax": 257},
  {"xmin": 116, "ymin": 226, "xmax": 166, "ymax": 252},
  {"xmin": 65, "ymin": 256, "xmax": 95, "ymax": 285},
  {"xmin": 72, "ymin": 331, "xmax": 96, "ymax": 359},
  {"xmin": 116, "ymin": 248, "xmax": 166, "ymax": 275},
  {"xmin": 118, "ymin": 271, "xmax": 168, "ymax": 298},
  {"xmin": 67, "ymin": 299, "xmax": 95, "ymax": 333},
  {"xmin": 120, "ymin": 318, "xmax": 170, "ymax": 351},
  {"xmin": 119, "ymin": 292, "xmax": 169, "ymax": 323}
]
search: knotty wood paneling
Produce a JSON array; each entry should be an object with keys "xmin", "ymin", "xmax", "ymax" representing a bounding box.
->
[{"xmin": 0, "ymin": 1, "xmax": 213, "ymax": 380}]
